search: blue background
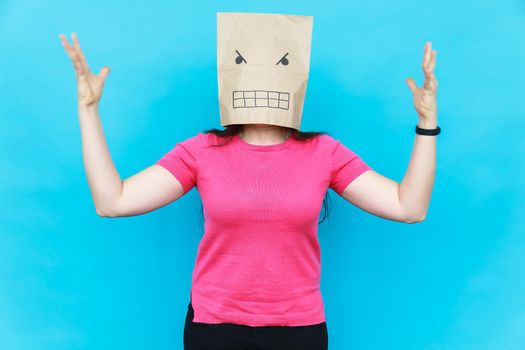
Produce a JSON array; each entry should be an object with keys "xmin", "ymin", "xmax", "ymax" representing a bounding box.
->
[{"xmin": 1, "ymin": 0, "xmax": 524, "ymax": 349}]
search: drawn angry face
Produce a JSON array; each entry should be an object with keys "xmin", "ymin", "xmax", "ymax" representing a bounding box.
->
[
  {"xmin": 232, "ymin": 50, "xmax": 291, "ymax": 110},
  {"xmin": 217, "ymin": 12, "xmax": 313, "ymax": 130}
]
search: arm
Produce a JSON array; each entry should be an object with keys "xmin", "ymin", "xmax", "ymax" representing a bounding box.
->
[
  {"xmin": 398, "ymin": 119, "xmax": 437, "ymax": 222},
  {"xmin": 340, "ymin": 41, "xmax": 439, "ymax": 224},
  {"xmin": 59, "ymin": 33, "xmax": 187, "ymax": 217},
  {"xmin": 340, "ymin": 126, "xmax": 435, "ymax": 224},
  {"xmin": 103, "ymin": 164, "xmax": 187, "ymax": 218},
  {"xmin": 58, "ymin": 32, "xmax": 119, "ymax": 216},
  {"xmin": 78, "ymin": 107, "xmax": 186, "ymax": 217},
  {"xmin": 78, "ymin": 106, "xmax": 123, "ymax": 216}
]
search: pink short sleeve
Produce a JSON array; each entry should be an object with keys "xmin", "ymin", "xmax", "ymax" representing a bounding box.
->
[
  {"xmin": 328, "ymin": 136, "xmax": 372, "ymax": 196},
  {"xmin": 155, "ymin": 132, "xmax": 203, "ymax": 194}
]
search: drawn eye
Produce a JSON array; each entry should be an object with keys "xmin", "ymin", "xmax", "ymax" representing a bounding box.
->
[
  {"xmin": 235, "ymin": 50, "xmax": 247, "ymax": 64},
  {"xmin": 276, "ymin": 53, "xmax": 289, "ymax": 66}
]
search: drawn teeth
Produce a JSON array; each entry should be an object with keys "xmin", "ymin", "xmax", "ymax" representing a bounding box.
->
[{"xmin": 233, "ymin": 90, "xmax": 290, "ymax": 110}]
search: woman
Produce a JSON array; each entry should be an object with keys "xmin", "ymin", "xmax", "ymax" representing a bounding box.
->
[{"xmin": 58, "ymin": 32, "xmax": 438, "ymax": 350}]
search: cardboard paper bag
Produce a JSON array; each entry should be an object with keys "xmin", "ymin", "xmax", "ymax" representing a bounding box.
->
[{"xmin": 217, "ymin": 12, "xmax": 313, "ymax": 131}]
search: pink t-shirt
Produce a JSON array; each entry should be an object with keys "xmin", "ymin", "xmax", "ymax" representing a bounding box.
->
[{"xmin": 155, "ymin": 131, "xmax": 372, "ymax": 327}]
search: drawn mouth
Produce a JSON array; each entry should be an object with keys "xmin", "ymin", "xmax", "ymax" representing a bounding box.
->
[{"xmin": 232, "ymin": 90, "xmax": 290, "ymax": 110}]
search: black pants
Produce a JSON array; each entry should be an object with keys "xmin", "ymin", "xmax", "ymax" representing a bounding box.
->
[{"xmin": 184, "ymin": 302, "xmax": 328, "ymax": 350}]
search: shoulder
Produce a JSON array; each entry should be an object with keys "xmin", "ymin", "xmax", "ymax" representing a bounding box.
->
[
  {"xmin": 316, "ymin": 133, "xmax": 340, "ymax": 151},
  {"xmin": 317, "ymin": 133, "xmax": 337, "ymax": 143},
  {"xmin": 178, "ymin": 131, "xmax": 223, "ymax": 146},
  {"xmin": 317, "ymin": 134, "xmax": 363, "ymax": 161},
  {"xmin": 173, "ymin": 132, "xmax": 204, "ymax": 150},
  {"xmin": 196, "ymin": 131, "xmax": 229, "ymax": 148}
]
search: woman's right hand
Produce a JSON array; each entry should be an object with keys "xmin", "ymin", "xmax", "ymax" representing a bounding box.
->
[{"xmin": 59, "ymin": 32, "xmax": 110, "ymax": 110}]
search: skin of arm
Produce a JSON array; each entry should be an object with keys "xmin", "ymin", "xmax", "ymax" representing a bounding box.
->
[
  {"xmin": 78, "ymin": 106, "xmax": 186, "ymax": 217},
  {"xmin": 340, "ymin": 41, "xmax": 439, "ymax": 224},
  {"xmin": 60, "ymin": 32, "xmax": 186, "ymax": 217},
  {"xmin": 77, "ymin": 105, "xmax": 123, "ymax": 216}
]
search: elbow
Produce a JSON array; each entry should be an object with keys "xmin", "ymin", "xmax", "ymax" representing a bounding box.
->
[
  {"xmin": 96, "ymin": 208, "xmax": 109, "ymax": 217},
  {"xmin": 96, "ymin": 205, "xmax": 117, "ymax": 218},
  {"xmin": 404, "ymin": 210, "xmax": 427, "ymax": 224}
]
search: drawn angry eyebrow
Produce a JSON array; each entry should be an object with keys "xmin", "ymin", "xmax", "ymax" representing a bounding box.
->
[
  {"xmin": 235, "ymin": 50, "xmax": 247, "ymax": 64},
  {"xmin": 276, "ymin": 52, "xmax": 289, "ymax": 65}
]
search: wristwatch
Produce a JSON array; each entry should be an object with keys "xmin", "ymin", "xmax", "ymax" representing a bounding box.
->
[{"xmin": 415, "ymin": 125, "xmax": 441, "ymax": 136}]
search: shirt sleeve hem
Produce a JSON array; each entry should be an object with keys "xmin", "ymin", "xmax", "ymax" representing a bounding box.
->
[
  {"xmin": 155, "ymin": 159, "xmax": 194, "ymax": 194},
  {"xmin": 331, "ymin": 164, "xmax": 373, "ymax": 196}
]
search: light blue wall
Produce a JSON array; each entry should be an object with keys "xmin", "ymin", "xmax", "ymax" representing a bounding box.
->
[{"xmin": 1, "ymin": 0, "xmax": 524, "ymax": 349}]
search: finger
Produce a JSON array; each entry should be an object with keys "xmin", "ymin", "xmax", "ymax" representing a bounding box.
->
[
  {"xmin": 72, "ymin": 56, "xmax": 87, "ymax": 77},
  {"xmin": 422, "ymin": 42, "xmax": 432, "ymax": 71},
  {"xmin": 59, "ymin": 34, "xmax": 78, "ymax": 59},
  {"xmin": 69, "ymin": 49, "xmax": 87, "ymax": 77},
  {"xmin": 71, "ymin": 32, "xmax": 91, "ymax": 73},
  {"xmin": 406, "ymin": 77, "xmax": 418, "ymax": 93},
  {"xmin": 98, "ymin": 66, "xmax": 111, "ymax": 82},
  {"xmin": 428, "ymin": 50, "xmax": 437, "ymax": 72},
  {"xmin": 421, "ymin": 42, "xmax": 428, "ymax": 69},
  {"xmin": 59, "ymin": 34, "xmax": 86, "ymax": 76},
  {"xmin": 424, "ymin": 66, "xmax": 435, "ymax": 80},
  {"xmin": 423, "ymin": 56, "xmax": 437, "ymax": 83},
  {"xmin": 424, "ymin": 49, "xmax": 437, "ymax": 76}
]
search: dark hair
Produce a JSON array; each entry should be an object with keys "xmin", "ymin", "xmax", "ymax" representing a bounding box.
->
[{"xmin": 199, "ymin": 124, "xmax": 333, "ymax": 225}]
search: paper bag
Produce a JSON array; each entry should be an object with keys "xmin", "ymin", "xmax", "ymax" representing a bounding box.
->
[{"xmin": 217, "ymin": 12, "xmax": 313, "ymax": 131}]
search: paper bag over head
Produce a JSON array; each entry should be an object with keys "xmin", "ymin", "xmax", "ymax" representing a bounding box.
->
[{"xmin": 217, "ymin": 12, "xmax": 313, "ymax": 131}]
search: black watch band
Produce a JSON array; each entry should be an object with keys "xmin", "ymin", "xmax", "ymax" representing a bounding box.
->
[{"xmin": 415, "ymin": 125, "xmax": 441, "ymax": 136}]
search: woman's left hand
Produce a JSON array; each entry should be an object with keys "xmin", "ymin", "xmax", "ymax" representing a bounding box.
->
[{"xmin": 406, "ymin": 41, "xmax": 438, "ymax": 128}]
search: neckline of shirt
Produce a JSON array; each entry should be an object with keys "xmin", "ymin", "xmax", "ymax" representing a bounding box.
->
[{"xmin": 233, "ymin": 133, "xmax": 295, "ymax": 151}]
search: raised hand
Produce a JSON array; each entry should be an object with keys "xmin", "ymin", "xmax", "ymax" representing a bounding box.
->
[
  {"xmin": 406, "ymin": 41, "xmax": 438, "ymax": 128},
  {"xmin": 58, "ymin": 32, "xmax": 111, "ymax": 110}
]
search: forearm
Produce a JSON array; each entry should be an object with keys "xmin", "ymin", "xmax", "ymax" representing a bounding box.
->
[
  {"xmin": 78, "ymin": 105, "xmax": 122, "ymax": 215},
  {"xmin": 398, "ymin": 118, "xmax": 437, "ymax": 222}
]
